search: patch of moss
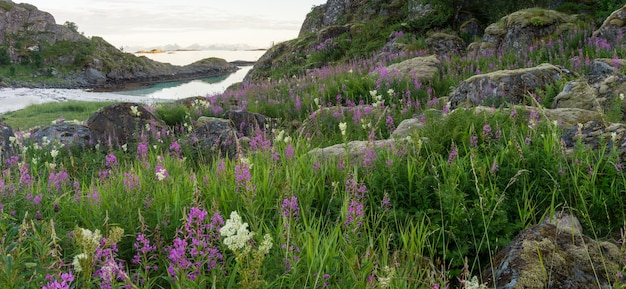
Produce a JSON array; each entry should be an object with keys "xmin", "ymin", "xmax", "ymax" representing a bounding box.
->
[
  {"xmin": 503, "ymin": 8, "xmax": 576, "ymax": 28},
  {"xmin": 0, "ymin": 1, "xmax": 14, "ymax": 11}
]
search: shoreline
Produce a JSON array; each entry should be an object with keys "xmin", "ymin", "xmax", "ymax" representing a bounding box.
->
[{"xmin": 0, "ymin": 87, "xmax": 172, "ymax": 114}]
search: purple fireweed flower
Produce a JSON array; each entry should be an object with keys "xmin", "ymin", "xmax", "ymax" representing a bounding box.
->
[
  {"xmin": 5, "ymin": 155, "xmax": 19, "ymax": 167},
  {"xmin": 491, "ymin": 162, "xmax": 499, "ymax": 172},
  {"xmin": 250, "ymin": 129, "xmax": 271, "ymax": 151},
  {"xmin": 284, "ymin": 144, "xmax": 295, "ymax": 160},
  {"xmin": 470, "ymin": 135, "xmax": 478, "ymax": 148},
  {"xmin": 385, "ymin": 115, "xmax": 395, "ymax": 132},
  {"xmin": 381, "ymin": 192, "xmax": 391, "ymax": 212},
  {"xmin": 43, "ymin": 271, "xmax": 74, "ymax": 289},
  {"xmin": 448, "ymin": 145, "xmax": 458, "ymax": 164},
  {"xmin": 217, "ymin": 160, "xmax": 226, "ymax": 175},
  {"xmin": 482, "ymin": 124, "xmax": 492, "ymax": 138},
  {"xmin": 281, "ymin": 196, "xmax": 300, "ymax": 220},
  {"xmin": 123, "ymin": 172, "xmax": 141, "ymax": 191},
  {"xmin": 167, "ymin": 209, "xmax": 224, "ymax": 282},
  {"xmin": 105, "ymin": 153, "xmax": 118, "ymax": 168},
  {"xmin": 20, "ymin": 164, "xmax": 32, "ymax": 186},
  {"xmin": 49, "ymin": 171, "xmax": 70, "ymax": 192},
  {"xmin": 234, "ymin": 163, "xmax": 255, "ymax": 193},
  {"xmin": 137, "ymin": 142, "xmax": 149, "ymax": 160}
]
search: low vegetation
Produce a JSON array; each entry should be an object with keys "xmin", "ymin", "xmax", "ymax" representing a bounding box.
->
[{"xmin": 1, "ymin": 2, "xmax": 626, "ymax": 289}]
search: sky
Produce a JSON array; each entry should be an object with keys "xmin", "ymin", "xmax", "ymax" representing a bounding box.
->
[{"xmin": 22, "ymin": 0, "xmax": 328, "ymax": 50}]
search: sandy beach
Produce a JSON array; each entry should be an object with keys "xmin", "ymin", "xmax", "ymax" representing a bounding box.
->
[{"xmin": 0, "ymin": 88, "xmax": 172, "ymax": 114}]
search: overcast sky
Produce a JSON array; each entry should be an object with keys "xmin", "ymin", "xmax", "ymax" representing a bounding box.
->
[{"xmin": 23, "ymin": 0, "xmax": 327, "ymax": 49}]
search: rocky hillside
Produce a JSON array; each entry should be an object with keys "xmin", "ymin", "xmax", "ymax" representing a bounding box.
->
[
  {"xmin": 244, "ymin": 0, "xmax": 621, "ymax": 83},
  {"xmin": 0, "ymin": 0, "xmax": 237, "ymax": 89}
]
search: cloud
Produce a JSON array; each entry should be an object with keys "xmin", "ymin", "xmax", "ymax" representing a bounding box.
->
[{"xmin": 25, "ymin": 0, "xmax": 326, "ymax": 47}]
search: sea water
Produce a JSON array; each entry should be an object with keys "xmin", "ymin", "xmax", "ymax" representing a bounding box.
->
[
  {"xmin": 0, "ymin": 50, "xmax": 265, "ymax": 113},
  {"xmin": 116, "ymin": 50, "xmax": 265, "ymax": 99}
]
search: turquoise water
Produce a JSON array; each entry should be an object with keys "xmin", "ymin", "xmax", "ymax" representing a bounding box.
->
[
  {"xmin": 112, "ymin": 50, "xmax": 263, "ymax": 99},
  {"xmin": 113, "ymin": 66, "xmax": 252, "ymax": 99}
]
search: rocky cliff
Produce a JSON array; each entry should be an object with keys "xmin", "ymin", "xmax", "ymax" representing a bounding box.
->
[
  {"xmin": 243, "ymin": 0, "xmax": 608, "ymax": 83},
  {"xmin": 0, "ymin": 0, "xmax": 237, "ymax": 89}
]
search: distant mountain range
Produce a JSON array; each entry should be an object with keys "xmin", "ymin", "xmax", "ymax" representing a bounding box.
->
[{"xmin": 124, "ymin": 43, "xmax": 265, "ymax": 53}]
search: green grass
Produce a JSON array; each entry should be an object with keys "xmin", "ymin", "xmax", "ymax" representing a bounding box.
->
[{"xmin": 1, "ymin": 101, "xmax": 115, "ymax": 130}]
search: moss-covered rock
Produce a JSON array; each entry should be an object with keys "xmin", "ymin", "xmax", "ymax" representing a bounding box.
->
[
  {"xmin": 476, "ymin": 8, "xmax": 581, "ymax": 52},
  {"xmin": 448, "ymin": 63, "xmax": 568, "ymax": 109},
  {"xmin": 482, "ymin": 213, "xmax": 620, "ymax": 289},
  {"xmin": 593, "ymin": 5, "xmax": 626, "ymax": 49}
]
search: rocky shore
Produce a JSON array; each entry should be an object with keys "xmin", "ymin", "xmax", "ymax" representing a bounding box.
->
[{"xmin": 0, "ymin": 1, "xmax": 240, "ymax": 90}]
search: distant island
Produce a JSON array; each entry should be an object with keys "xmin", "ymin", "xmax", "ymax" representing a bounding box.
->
[{"xmin": 135, "ymin": 48, "xmax": 267, "ymax": 54}]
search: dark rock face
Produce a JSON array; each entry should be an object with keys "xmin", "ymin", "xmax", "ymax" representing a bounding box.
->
[
  {"xmin": 0, "ymin": 119, "xmax": 15, "ymax": 161},
  {"xmin": 86, "ymin": 103, "xmax": 168, "ymax": 145},
  {"xmin": 189, "ymin": 118, "xmax": 238, "ymax": 159},
  {"xmin": 226, "ymin": 110, "xmax": 270, "ymax": 137},
  {"xmin": 449, "ymin": 63, "xmax": 567, "ymax": 109},
  {"xmin": 30, "ymin": 123, "xmax": 99, "ymax": 148},
  {"xmin": 0, "ymin": 1, "xmax": 85, "ymax": 49},
  {"xmin": 425, "ymin": 33, "xmax": 465, "ymax": 55},
  {"xmin": 561, "ymin": 120, "xmax": 626, "ymax": 152},
  {"xmin": 593, "ymin": 6, "xmax": 626, "ymax": 49},
  {"xmin": 482, "ymin": 214, "xmax": 620, "ymax": 289}
]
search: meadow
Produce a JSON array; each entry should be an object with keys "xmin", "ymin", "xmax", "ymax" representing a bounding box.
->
[{"xmin": 1, "ymin": 23, "xmax": 626, "ymax": 289}]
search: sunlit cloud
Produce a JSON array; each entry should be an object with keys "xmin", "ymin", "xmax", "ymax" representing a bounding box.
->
[{"xmin": 25, "ymin": 0, "xmax": 325, "ymax": 48}]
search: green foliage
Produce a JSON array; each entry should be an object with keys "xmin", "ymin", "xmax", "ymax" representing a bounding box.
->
[
  {"xmin": 0, "ymin": 46, "xmax": 10, "ymax": 65},
  {"xmin": 155, "ymin": 103, "xmax": 192, "ymax": 127},
  {"xmin": 1, "ymin": 101, "xmax": 114, "ymax": 130},
  {"xmin": 64, "ymin": 21, "xmax": 78, "ymax": 33}
]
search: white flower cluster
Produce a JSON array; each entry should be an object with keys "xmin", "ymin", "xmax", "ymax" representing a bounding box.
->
[
  {"xmin": 258, "ymin": 233, "xmax": 273, "ymax": 256},
  {"xmin": 339, "ymin": 122, "xmax": 347, "ymax": 136},
  {"xmin": 220, "ymin": 211, "xmax": 254, "ymax": 251},
  {"xmin": 273, "ymin": 129, "xmax": 292, "ymax": 144},
  {"xmin": 464, "ymin": 276, "xmax": 488, "ymax": 289},
  {"xmin": 130, "ymin": 105, "xmax": 142, "ymax": 117},
  {"xmin": 72, "ymin": 228, "xmax": 102, "ymax": 272},
  {"xmin": 370, "ymin": 89, "xmax": 385, "ymax": 108},
  {"xmin": 80, "ymin": 228, "xmax": 102, "ymax": 249},
  {"xmin": 72, "ymin": 253, "xmax": 87, "ymax": 272}
]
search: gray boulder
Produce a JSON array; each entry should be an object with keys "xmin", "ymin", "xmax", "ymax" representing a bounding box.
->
[
  {"xmin": 552, "ymin": 80, "xmax": 601, "ymax": 111},
  {"xmin": 0, "ymin": 119, "xmax": 15, "ymax": 162},
  {"xmin": 189, "ymin": 117, "xmax": 238, "ymax": 159},
  {"xmin": 226, "ymin": 110, "xmax": 271, "ymax": 137},
  {"xmin": 86, "ymin": 102, "xmax": 168, "ymax": 145},
  {"xmin": 449, "ymin": 63, "xmax": 567, "ymax": 109},
  {"xmin": 308, "ymin": 139, "xmax": 397, "ymax": 163},
  {"xmin": 391, "ymin": 118, "xmax": 425, "ymax": 139},
  {"xmin": 425, "ymin": 32, "xmax": 465, "ymax": 55},
  {"xmin": 475, "ymin": 8, "xmax": 578, "ymax": 52},
  {"xmin": 30, "ymin": 123, "xmax": 99, "ymax": 148},
  {"xmin": 592, "ymin": 6, "xmax": 626, "ymax": 49},
  {"xmin": 482, "ymin": 213, "xmax": 620, "ymax": 289},
  {"xmin": 561, "ymin": 120, "xmax": 626, "ymax": 152},
  {"xmin": 386, "ymin": 55, "xmax": 440, "ymax": 83}
]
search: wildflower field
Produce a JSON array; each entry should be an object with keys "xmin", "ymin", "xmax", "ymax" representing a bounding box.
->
[{"xmin": 2, "ymin": 23, "xmax": 626, "ymax": 288}]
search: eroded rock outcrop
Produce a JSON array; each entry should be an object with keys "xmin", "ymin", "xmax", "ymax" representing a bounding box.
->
[
  {"xmin": 31, "ymin": 123, "xmax": 100, "ymax": 148},
  {"xmin": 448, "ymin": 63, "xmax": 568, "ymax": 109},
  {"xmin": 189, "ymin": 117, "xmax": 239, "ymax": 159},
  {"xmin": 482, "ymin": 213, "xmax": 620, "ymax": 289},
  {"xmin": 593, "ymin": 5, "xmax": 626, "ymax": 49},
  {"xmin": 474, "ymin": 8, "xmax": 579, "ymax": 52},
  {"xmin": 307, "ymin": 139, "xmax": 398, "ymax": 163},
  {"xmin": 425, "ymin": 32, "xmax": 465, "ymax": 55},
  {"xmin": 561, "ymin": 120, "xmax": 626, "ymax": 153},
  {"xmin": 386, "ymin": 55, "xmax": 440, "ymax": 83}
]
